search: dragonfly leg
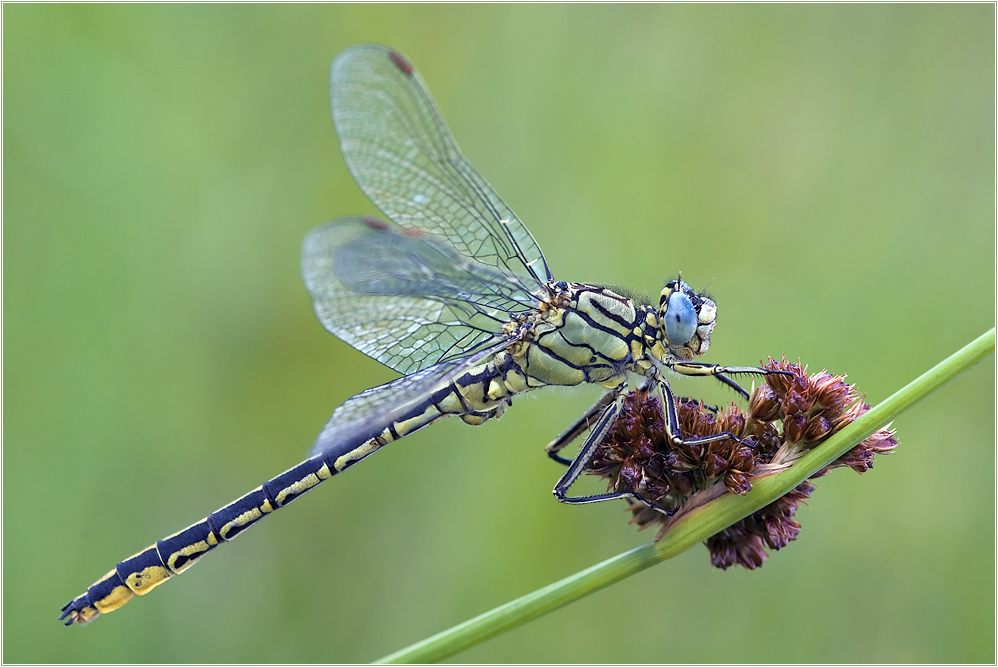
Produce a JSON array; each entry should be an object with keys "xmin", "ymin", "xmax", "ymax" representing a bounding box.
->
[
  {"xmin": 665, "ymin": 361, "xmax": 790, "ymax": 399},
  {"xmin": 544, "ymin": 391, "xmax": 617, "ymax": 466},
  {"xmin": 654, "ymin": 375, "xmax": 751, "ymax": 448},
  {"xmin": 551, "ymin": 385, "xmax": 675, "ymax": 515}
]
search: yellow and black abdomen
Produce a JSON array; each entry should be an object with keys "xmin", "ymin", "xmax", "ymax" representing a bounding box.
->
[
  {"xmin": 60, "ymin": 357, "xmax": 519, "ymax": 626},
  {"xmin": 59, "ymin": 454, "xmax": 338, "ymax": 625},
  {"xmin": 61, "ymin": 286, "xmax": 652, "ymax": 626}
]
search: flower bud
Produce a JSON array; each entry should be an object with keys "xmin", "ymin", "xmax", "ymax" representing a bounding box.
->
[
  {"xmin": 749, "ymin": 384, "xmax": 782, "ymax": 420},
  {"xmin": 724, "ymin": 470, "xmax": 752, "ymax": 496},
  {"xmin": 763, "ymin": 514, "xmax": 801, "ymax": 550},
  {"xmin": 703, "ymin": 452, "xmax": 729, "ymax": 477},
  {"xmin": 618, "ymin": 458, "xmax": 642, "ymax": 488},
  {"xmin": 783, "ymin": 412, "xmax": 808, "ymax": 445},
  {"xmin": 811, "ymin": 372, "xmax": 853, "ymax": 412},
  {"xmin": 589, "ymin": 356, "xmax": 897, "ymax": 571},
  {"xmin": 804, "ymin": 415, "xmax": 833, "ymax": 441}
]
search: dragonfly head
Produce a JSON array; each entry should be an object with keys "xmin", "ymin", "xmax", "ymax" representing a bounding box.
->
[{"xmin": 658, "ymin": 276, "xmax": 716, "ymax": 360}]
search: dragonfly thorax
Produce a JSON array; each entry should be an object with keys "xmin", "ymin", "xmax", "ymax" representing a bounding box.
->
[{"xmin": 495, "ymin": 283, "xmax": 646, "ymax": 391}]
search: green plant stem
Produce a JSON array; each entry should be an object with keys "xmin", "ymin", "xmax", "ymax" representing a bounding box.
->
[{"xmin": 376, "ymin": 328, "xmax": 995, "ymax": 664}]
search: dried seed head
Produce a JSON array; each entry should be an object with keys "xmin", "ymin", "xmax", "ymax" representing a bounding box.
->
[
  {"xmin": 804, "ymin": 414, "xmax": 833, "ymax": 441},
  {"xmin": 723, "ymin": 469, "xmax": 752, "ymax": 496},
  {"xmin": 784, "ymin": 412, "xmax": 808, "ymax": 445},
  {"xmin": 587, "ymin": 355, "xmax": 898, "ymax": 569},
  {"xmin": 748, "ymin": 384, "xmax": 781, "ymax": 421},
  {"xmin": 811, "ymin": 372, "xmax": 853, "ymax": 414}
]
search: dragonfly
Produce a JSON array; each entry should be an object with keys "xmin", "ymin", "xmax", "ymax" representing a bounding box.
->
[{"xmin": 60, "ymin": 44, "xmax": 784, "ymax": 626}]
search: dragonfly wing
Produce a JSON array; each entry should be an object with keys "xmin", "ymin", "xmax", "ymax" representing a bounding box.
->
[
  {"xmin": 310, "ymin": 337, "xmax": 514, "ymax": 456},
  {"xmin": 330, "ymin": 44, "xmax": 553, "ymax": 289},
  {"xmin": 302, "ymin": 216, "xmax": 538, "ymax": 375}
]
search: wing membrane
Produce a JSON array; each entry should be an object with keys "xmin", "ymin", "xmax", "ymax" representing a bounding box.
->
[
  {"xmin": 302, "ymin": 216, "xmax": 539, "ymax": 375},
  {"xmin": 310, "ymin": 337, "xmax": 513, "ymax": 456},
  {"xmin": 330, "ymin": 43, "xmax": 553, "ymax": 288}
]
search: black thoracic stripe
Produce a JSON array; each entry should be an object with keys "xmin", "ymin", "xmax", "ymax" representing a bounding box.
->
[
  {"xmin": 583, "ymin": 290, "xmax": 636, "ymax": 329},
  {"xmin": 557, "ymin": 330, "xmax": 627, "ymax": 366},
  {"xmin": 555, "ymin": 331, "xmax": 608, "ymax": 363},
  {"xmin": 566, "ymin": 307, "xmax": 634, "ymax": 341},
  {"xmin": 532, "ymin": 337, "xmax": 586, "ymax": 371},
  {"xmin": 627, "ymin": 330, "xmax": 646, "ymax": 345},
  {"xmin": 387, "ymin": 422, "xmax": 400, "ymax": 439}
]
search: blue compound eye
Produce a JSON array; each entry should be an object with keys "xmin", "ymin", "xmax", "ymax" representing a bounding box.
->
[{"xmin": 664, "ymin": 292, "xmax": 697, "ymax": 344}]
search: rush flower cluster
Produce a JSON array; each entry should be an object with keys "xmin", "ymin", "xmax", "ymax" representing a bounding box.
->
[{"xmin": 587, "ymin": 356, "xmax": 897, "ymax": 569}]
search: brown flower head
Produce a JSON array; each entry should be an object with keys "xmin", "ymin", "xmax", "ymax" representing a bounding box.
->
[{"xmin": 588, "ymin": 355, "xmax": 898, "ymax": 569}]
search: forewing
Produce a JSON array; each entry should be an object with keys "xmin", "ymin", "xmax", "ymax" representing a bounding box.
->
[
  {"xmin": 310, "ymin": 337, "xmax": 513, "ymax": 456},
  {"xmin": 330, "ymin": 44, "xmax": 553, "ymax": 288},
  {"xmin": 302, "ymin": 216, "xmax": 538, "ymax": 375}
]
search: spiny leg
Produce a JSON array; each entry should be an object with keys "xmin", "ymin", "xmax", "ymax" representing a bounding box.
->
[
  {"xmin": 666, "ymin": 361, "xmax": 790, "ymax": 399},
  {"xmin": 544, "ymin": 391, "xmax": 617, "ymax": 466},
  {"xmin": 654, "ymin": 376, "xmax": 749, "ymax": 449},
  {"xmin": 548, "ymin": 365, "xmax": 789, "ymax": 513},
  {"xmin": 543, "ymin": 386, "xmax": 720, "ymax": 468},
  {"xmin": 551, "ymin": 384, "xmax": 674, "ymax": 514}
]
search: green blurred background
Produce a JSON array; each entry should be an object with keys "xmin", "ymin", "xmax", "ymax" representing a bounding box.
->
[{"xmin": 4, "ymin": 4, "xmax": 994, "ymax": 663}]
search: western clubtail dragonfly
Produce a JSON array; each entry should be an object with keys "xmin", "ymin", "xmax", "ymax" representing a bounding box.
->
[{"xmin": 61, "ymin": 44, "xmax": 782, "ymax": 626}]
